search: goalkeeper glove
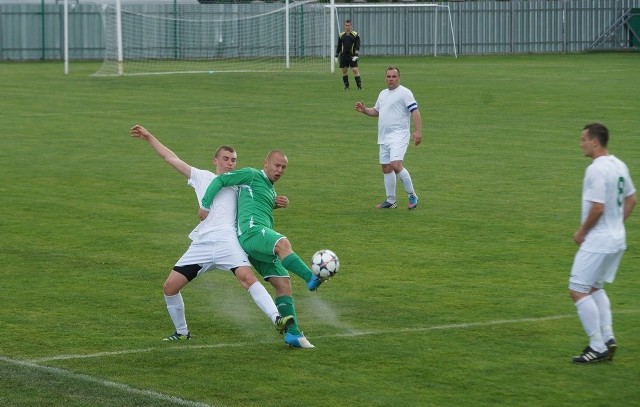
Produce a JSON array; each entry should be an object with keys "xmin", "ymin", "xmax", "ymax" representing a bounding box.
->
[{"xmin": 351, "ymin": 56, "xmax": 359, "ymax": 62}]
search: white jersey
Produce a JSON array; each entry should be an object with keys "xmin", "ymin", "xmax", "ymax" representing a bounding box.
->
[
  {"xmin": 187, "ymin": 167, "xmax": 238, "ymax": 242},
  {"xmin": 581, "ymin": 155, "xmax": 636, "ymax": 253},
  {"xmin": 374, "ymin": 85, "xmax": 418, "ymax": 145}
]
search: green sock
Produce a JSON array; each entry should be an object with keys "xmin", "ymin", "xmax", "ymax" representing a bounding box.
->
[
  {"xmin": 275, "ymin": 295, "xmax": 300, "ymax": 335},
  {"xmin": 282, "ymin": 253, "xmax": 314, "ymax": 283}
]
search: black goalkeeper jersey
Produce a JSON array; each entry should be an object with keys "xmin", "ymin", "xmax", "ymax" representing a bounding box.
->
[{"xmin": 336, "ymin": 31, "xmax": 360, "ymax": 57}]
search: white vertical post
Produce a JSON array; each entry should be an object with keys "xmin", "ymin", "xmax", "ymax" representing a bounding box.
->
[
  {"xmin": 285, "ymin": 0, "xmax": 290, "ymax": 70},
  {"xmin": 116, "ymin": 0, "xmax": 123, "ymax": 76},
  {"xmin": 434, "ymin": 6, "xmax": 438, "ymax": 57},
  {"xmin": 330, "ymin": 0, "xmax": 335, "ymax": 73},
  {"xmin": 63, "ymin": 0, "xmax": 69, "ymax": 75},
  {"xmin": 447, "ymin": 5, "xmax": 457, "ymax": 58}
]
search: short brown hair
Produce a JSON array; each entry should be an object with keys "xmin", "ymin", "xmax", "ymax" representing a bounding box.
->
[
  {"xmin": 386, "ymin": 66, "xmax": 400, "ymax": 76},
  {"xmin": 583, "ymin": 123, "xmax": 609, "ymax": 147},
  {"xmin": 214, "ymin": 145, "xmax": 235, "ymax": 159}
]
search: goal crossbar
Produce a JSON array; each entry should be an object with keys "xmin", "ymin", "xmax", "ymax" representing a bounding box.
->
[
  {"xmin": 89, "ymin": 0, "xmax": 456, "ymax": 77},
  {"xmin": 329, "ymin": 2, "xmax": 457, "ymax": 70}
]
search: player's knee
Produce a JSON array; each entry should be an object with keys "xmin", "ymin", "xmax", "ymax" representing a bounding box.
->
[
  {"xmin": 275, "ymin": 238, "xmax": 293, "ymax": 256},
  {"xmin": 163, "ymin": 280, "xmax": 180, "ymax": 296},
  {"xmin": 268, "ymin": 277, "xmax": 292, "ymax": 296},
  {"xmin": 391, "ymin": 162, "xmax": 404, "ymax": 173},
  {"xmin": 233, "ymin": 267, "xmax": 258, "ymax": 289},
  {"xmin": 164, "ymin": 265, "xmax": 199, "ymax": 295}
]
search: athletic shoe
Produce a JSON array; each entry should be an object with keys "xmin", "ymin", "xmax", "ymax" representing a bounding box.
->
[
  {"xmin": 163, "ymin": 332, "xmax": 191, "ymax": 341},
  {"xmin": 307, "ymin": 274, "xmax": 323, "ymax": 291},
  {"xmin": 376, "ymin": 201, "xmax": 397, "ymax": 209},
  {"xmin": 344, "ymin": 86, "xmax": 349, "ymax": 90},
  {"xmin": 284, "ymin": 332, "xmax": 315, "ymax": 349},
  {"xmin": 408, "ymin": 194, "xmax": 419, "ymax": 210},
  {"xmin": 275, "ymin": 315, "xmax": 294, "ymax": 334},
  {"xmin": 605, "ymin": 338, "xmax": 617, "ymax": 361},
  {"xmin": 572, "ymin": 346, "xmax": 609, "ymax": 364},
  {"xmin": 358, "ymin": 86, "xmax": 363, "ymax": 91}
]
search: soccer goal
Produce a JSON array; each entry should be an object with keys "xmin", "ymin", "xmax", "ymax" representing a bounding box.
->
[
  {"xmin": 89, "ymin": 0, "xmax": 456, "ymax": 77},
  {"xmin": 92, "ymin": 0, "xmax": 332, "ymax": 76},
  {"xmin": 329, "ymin": 2, "xmax": 457, "ymax": 74}
]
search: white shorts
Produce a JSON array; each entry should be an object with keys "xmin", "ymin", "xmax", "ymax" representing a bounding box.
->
[
  {"xmin": 379, "ymin": 139, "xmax": 409, "ymax": 164},
  {"xmin": 569, "ymin": 249, "xmax": 624, "ymax": 293},
  {"xmin": 175, "ymin": 236, "xmax": 251, "ymax": 278}
]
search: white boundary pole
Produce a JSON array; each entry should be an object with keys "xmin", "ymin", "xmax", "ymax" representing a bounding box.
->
[
  {"xmin": 447, "ymin": 5, "xmax": 457, "ymax": 58},
  {"xmin": 330, "ymin": 0, "xmax": 335, "ymax": 74},
  {"xmin": 116, "ymin": 0, "xmax": 123, "ymax": 76},
  {"xmin": 434, "ymin": 6, "xmax": 438, "ymax": 57},
  {"xmin": 285, "ymin": 0, "xmax": 290, "ymax": 70},
  {"xmin": 63, "ymin": 0, "xmax": 69, "ymax": 75}
]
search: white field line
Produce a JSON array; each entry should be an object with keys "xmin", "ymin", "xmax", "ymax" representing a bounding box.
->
[
  {"xmin": 28, "ymin": 309, "xmax": 639, "ymax": 364},
  {"xmin": 6, "ymin": 310, "xmax": 638, "ymax": 407},
  {"xmin": 0, "ymin": 356, "xmax": 216, "ymax": 407}
]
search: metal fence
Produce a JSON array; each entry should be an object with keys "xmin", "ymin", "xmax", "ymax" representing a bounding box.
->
[{"xmin": 0, "ymin": 0, "xmax": 638, "ymax": 61}]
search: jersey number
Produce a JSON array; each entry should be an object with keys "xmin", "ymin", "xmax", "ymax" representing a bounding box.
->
[{"xmin": 617, "ymin": 176, "xmax": 624, "ymax": 207}]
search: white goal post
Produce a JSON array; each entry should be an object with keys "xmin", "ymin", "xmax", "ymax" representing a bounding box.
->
[
  {"xmin": 88, "ymin": 0, "xmax": 456, "ymax": 77},
  {"xmin": 92, "ymin": 0, "xmax": 332, "ymax": 76},
  {"xmin": 329, "ymin": 2, "xmax": 457, "ymax": 73}
]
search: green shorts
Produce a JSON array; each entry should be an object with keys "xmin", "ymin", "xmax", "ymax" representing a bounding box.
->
[{"xmin": 239, "ymin": 227, "xmax": 289, "ymax": 279}]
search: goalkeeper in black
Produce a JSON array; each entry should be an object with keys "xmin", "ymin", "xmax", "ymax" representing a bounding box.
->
[{"xmin": 336, "ymin": 19, "xmax": 363, "ymax": 90}]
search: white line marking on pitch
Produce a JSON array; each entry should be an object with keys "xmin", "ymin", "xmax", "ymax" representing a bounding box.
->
[
  {"xmin": 0, "ymin": 356, "xmax": 216, "ymax": 407},
  {"xmin": 10, "ymin": 310, "xmax": 637, "ymax": 407},
  {"xmin": 28, "ymin": 310, "xmax": 639, "ymax": 364}
]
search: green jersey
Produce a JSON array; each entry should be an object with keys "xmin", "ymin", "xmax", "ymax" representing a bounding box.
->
[{"xmin": 201, "ymin": 167, "xmax": 276, "ymax": 235}]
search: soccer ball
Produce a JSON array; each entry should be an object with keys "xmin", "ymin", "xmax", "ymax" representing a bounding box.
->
[{"xmin": 311, "ymin": 249, "xmax": 339, "ymax": 279}]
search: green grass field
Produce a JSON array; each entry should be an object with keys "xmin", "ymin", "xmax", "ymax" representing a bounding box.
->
[{"xmin": 1, "ymin": 53, "xmax": 639, "ymax": 407}]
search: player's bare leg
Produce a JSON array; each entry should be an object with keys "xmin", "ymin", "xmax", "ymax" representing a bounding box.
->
[{"xmin": 163, "ymin": 270, "xmax": 191, "ymax": 340}]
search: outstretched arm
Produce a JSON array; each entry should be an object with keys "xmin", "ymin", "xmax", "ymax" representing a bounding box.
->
[
  {"xmin": 202, "ymin": 168, "xmax": 253, "ymax": 211},
  {"xmin": 201, "ymin": 177, "xmax": 225, "ymax": 211},
  {"xmin": 355, "ymin": 101, "xmax": 379, "ymax": 117},
  {"xmin": 130, "ymin": 124, "xmax": 191, "ymax": 178}
]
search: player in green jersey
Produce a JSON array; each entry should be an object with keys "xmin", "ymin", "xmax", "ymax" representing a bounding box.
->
[{"xmin": 200, "ymin": 150, "xmax": 322, "ymax": 349}]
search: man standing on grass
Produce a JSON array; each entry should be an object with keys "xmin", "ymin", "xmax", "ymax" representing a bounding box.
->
[
  {"xmin": 200, "ymin": 150, "xmax": 322, "ymax": 349},
  {"xmin": 130, "ymin": 125, "xmax": 293, "ymax": 341},
  {"xmin": 336, "ymin": 19, "xmax": 363, "ymax": 91},
  {"xmin": 355, "ymin": 66, "xmax": 422, "ymax": 210},
  {"xmin": 569, "ymin": 123, "xmax": 636, "ymax": 364}
]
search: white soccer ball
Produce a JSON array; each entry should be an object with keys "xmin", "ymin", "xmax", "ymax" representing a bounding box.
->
[{"xmin": 311, "ymin": 249, "xmax": 339, "ymax": 279}]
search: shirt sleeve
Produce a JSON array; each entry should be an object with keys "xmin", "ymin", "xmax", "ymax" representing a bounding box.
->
[
  {"xmin": 622, "ymin": 163, "xmax": 636, "ymax": 198},
  {"xmin": 201, "ymin": 177, "xmax": 224, "ymax": 210},
  {"xmin": 201, "ymin": 168, "xmax": 254, "ymax": 209},
  {"xmin": 583, "ymin": 166, "xmax": 606, "ymax": 204},
  {"xmin": 404, "ymin": 89, "xmax": 418, "ymax": 112}
]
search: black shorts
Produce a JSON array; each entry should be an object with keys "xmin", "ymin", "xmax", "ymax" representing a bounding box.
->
[{"xmin": 339, "ymin": 54, "xmax": 358, "ymax": 69}]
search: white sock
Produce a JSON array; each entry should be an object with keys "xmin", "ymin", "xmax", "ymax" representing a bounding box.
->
[
  {"xmin": 397, "ymin": 168, "xmax": 416, "ymax": 196},
  {"xmin": 248, "ymin": 282, "xmax": 279, "ymax": 323},
  {"xmin": 591, "ymin": 289, "xmax": 614, "ymax": 341},
  {"xmin": 164, "ymin": 293, "xmax": 189, "ymax": 335},
  {"xmin": 383, "ymin": 172, "xmax": 396, "ymax": 203},
  {"xmin": 575, "ymin": 296, "xmax": 606, "ymax": 352}
]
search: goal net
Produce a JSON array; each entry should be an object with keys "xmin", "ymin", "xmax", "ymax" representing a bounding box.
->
[
  {"xmin": 90, "ymin": 1, "xmax": 455, "ymax": 77},
  {"xmin": 92, "ymin": 0, "xmax": 332, "ymax": 76},
  {"xmin": 330, "ymin": 2, "xmax": 457, "ymax": 70}
]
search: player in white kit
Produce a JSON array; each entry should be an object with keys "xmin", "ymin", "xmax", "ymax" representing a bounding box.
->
[
  {"xmin": 130, "ymin": 125, "xmax": 292, "ymax": 341},
  {"xmin": 355, "ymin": 66, "xmax": 422, "ymax": 210},
  {"xmin": 569, "ymin": 123, "xmax": 636, "ymax": 363}
]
